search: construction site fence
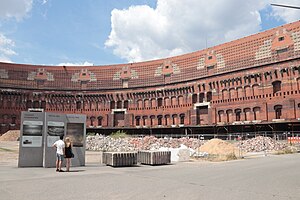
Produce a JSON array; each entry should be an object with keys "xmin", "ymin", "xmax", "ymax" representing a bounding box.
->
[{"xmin": 133, "ymin": 131, "xmax": 300, "ymax": 141}]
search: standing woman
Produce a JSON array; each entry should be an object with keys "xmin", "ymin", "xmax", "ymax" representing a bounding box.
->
[{"xmin": 64, "ymin": 137, "xmax": 73, "ymax": 172}]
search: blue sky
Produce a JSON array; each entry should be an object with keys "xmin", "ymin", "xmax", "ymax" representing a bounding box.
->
[{"xmin": 0, "ymin": 0, "xmax": 300, "ymax": 66}]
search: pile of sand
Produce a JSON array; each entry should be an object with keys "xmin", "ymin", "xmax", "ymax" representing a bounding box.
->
[
  {"xmin": 198, "ymin": 139, "xmax": 240, "ymax": 160},
  {"xmin": 0, "ymin": 130, "xmax": 20, "ymax": 141}
]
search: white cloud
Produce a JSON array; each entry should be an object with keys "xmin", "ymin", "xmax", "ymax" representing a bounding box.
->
[
  {"xmin": 57, "ymin": 61, "xmax": 94, "ymax": 66},
  {"xmin": 105, "ymin": 0, "xmax": 269, "ymax": 62},
  {"xmin": 0, "ymin": 0, "xmax": 33, "ymax": 21},
  {"xmin": 42, "ymin": 0, "xmax": 48, "ymax": 5},
  {"xmin": 0, "ymin": 33, "xmax": 16, "ymax": 62},
  {"xmin": 270, "ymin": 0, "xmax": 300, "ymax": 23},
  {"xmin": 0, "ymin": 0, "xmax": 33, "ymax": 62}
]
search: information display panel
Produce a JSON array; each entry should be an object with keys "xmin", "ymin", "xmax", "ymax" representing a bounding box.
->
[{"xmin": 18, "ymin": 112, "xmax": 45, "ymax": 167}]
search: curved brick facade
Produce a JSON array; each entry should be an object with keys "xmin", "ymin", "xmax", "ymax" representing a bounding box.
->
[{"xmin": 1, "ymin": 21, "xmax": 300, "ymax": 136}]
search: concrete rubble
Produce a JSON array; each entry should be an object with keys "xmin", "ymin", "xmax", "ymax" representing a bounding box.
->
[
  {"xmin": 86, "ymin": 134, "xmax": 289, "ymax": 154},
  {"xmin": 86, "ymin": 134, "xmax": 205, "ymax": 152},
  {"xmin": 237, "ymin": 136, "xmax": 288, "ymax": 152}
]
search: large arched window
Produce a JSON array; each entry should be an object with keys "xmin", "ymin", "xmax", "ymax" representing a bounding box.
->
[
  {"xmin": 97, "ymin": 116, "xmax": 103, "ymax": 126},
  {"xmin": 237, "ymin": 87, "xmax": 243, "ymax": 98},
  {"xmin": 192, "ymin": 94, "xmax": 197, "ymax": 103},
  {"xmin": 135, "ymin": 116, "xmax": 141, "ymax": 126},
  {"xmin": 244, "ymin": 86, "xmax": 252, "ymax": 97},
  {"xmin": 110, "ymin": 101, "xmax": 115, "ymax": 109},
  {"xmin": 179, "ymin": 114, "xmax": 185, "ymax": 124},
  {"xmin": 117, "ymin": 101, "xmax": 122, "ymax": 109},
  {"xmin": 172, "ymin": 114, "xmax": 178, "ymax": 125},
  {"xmin": 137, "ymin": 99, "xmax": 142, "ymax": 108},
  {"xmin": 253, "ymin": 107, "xmax": 261, "ymax": 120},
  {"xmin": 229, "ymin": 88, "xmax": 236, "ymax": 99},
  {"xmin": 144, "ymin": 99, "xmax": 150, "ymax": 108},
  {"xmin": 252, "ymin": 84, "xmax": 259, "ymax": 96},
  {"xmin": 218, "ymin": 110, "xmax": 225, "ymax": 122},
  {"xmin": 165, "ymin": 115, "xmax": 170, "ymax": 126},
  {"xmin": 171, "ymin": 97, "xmax": 177, "ymax": 106},
  {"xmin": 157, "ymin": 98, "xmax": 163, "ymax": 107},
  {"xmin": 207, "ymin": 91, "xmax": 212, "ymax": 102},
  {"xmin": 272, "ymin": 81, "xmax": 281, "ymax": 93},
  {"xmin": 222, "ymin": 89, "xmax": 228, "ymax": 100},
  {"xmin": 123, "ymin": 100, "xmax": 129, "ymax": 109},
  {"xmin": 244, "ymin": 108, "xmax": 251, "ymax": 121},
  {"xmin": 11, "ymin": 115, "xmax": 16, "ymax": 125},
  {"xmin": 142, "ymin": 116, "xmax": 148, "ymax": 126},
  {"xmin": 76, "ymin": 101, "xmax": 81, "ymax": 109},
  {"xmin": 164, "ymin": 97, "xmax": 170, "ymax": 106},
  {"xmin": 274, "ymin": 105, "xmax": 282, "ymax": 119},
  {"xmin": 178, "ymin": 96, "xmax": 184, "ymax": 105},
  {"xmin": 157, "ymin": 115, "xmax": 163, "ymax": 125},
  {"xmin": 226, "ymin": 109, "xmax": 233, "ymax": 123},
  {"xmin": 41, "ymin": 100, "xmax": 46, "ymax": 109},
  {"xmin": 199, "ymin": 93, "xmax": 205, "ymax": 103},
  {"xmin": 235, "ymin": 109, "xmax": 242, "ymax": 121},
  {"xmin": 90, "ymin": 116, "xmax": 95, "ymax": 127},
  {"xmin": 150, "ymin": 115, "xmax": 155, "ymax": 126},
  {"xmin": 151, "ymin": 98, "xmax": 156, "ymax": 108}
]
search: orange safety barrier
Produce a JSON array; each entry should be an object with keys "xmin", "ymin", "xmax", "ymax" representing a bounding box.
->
[{"xmin": 287, "ymin": 137, "xmax": 300, "ymax": 143}]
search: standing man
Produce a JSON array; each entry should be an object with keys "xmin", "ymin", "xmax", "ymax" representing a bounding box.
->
[{"xmin": 53, "ymin": 134, "xmax": 65, "ymax": 172}]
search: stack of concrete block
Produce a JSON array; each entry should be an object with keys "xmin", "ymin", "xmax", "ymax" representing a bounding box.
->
[
  {"xmin": 102, "ymin": 152, "xmax": 137, "ymax": 167},
  {"xmin": 138, "ymin": 150, "xmax": 171, "ymax": 165}
]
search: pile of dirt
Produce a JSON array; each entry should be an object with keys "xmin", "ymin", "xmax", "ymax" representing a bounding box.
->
[
  {"xmin": 0, "ymin": 130, "xmax": 20, "ymax": 141},
  {"xmin": 198, "ymin": 139, "xmax": 240, "ymax": 160}
]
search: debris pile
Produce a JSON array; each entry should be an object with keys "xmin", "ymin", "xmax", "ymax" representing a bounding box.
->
[
  {"xmin": 86, "ymin": 135, "xmax": 289, "ymax": 155},
  {"xmin": 0, "ymin": 130, "xmax": 20, "ymax": 141},
  {"xmin": 237, "ymin": 136, "xmax": 287, "ymax": 152},
  {"xmin": 198, "ymin": 138, "xmax": 239, "ymax": 156},
  {"xmin": 86, "ymin": 135, "xmax": 205, "ymax": 152}
]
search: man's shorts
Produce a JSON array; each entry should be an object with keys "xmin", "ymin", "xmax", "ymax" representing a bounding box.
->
[{"xmin": 56, "ymin": 153, "xmax": 64, "ymax": 161}]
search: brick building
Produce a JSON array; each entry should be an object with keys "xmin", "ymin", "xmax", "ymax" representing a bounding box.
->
[{"xmin": 1, "ymin": 21, "xmax": 300, "ymax": 136}]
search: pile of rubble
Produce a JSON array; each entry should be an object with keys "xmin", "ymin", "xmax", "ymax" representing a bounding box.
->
[
  {"xmin": 86, "ymin": 134, "xmax": 289, "ymax": 154},
  {"xmin": 0, "ymin": 130, "xmax": 20, "ymax": 141},
  {"xmin": 237, "ymin": 136, "xmax": 288, "ymax": 152},
  {"xmin": 86, "ymin": 135, "xmax": 205, "ymax": 152}
]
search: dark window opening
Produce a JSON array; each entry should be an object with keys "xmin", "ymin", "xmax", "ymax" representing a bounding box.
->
[
  {"xmin": 192, "ymin": 94, "xmax": 197, "ymax": 103},
  {"xmin": 278, "ymin": 36, "xmax": 284, "ymax": 41},
  {"xmin": 272, "ymin": 81, "xmax": 281, "ymax": 93},
  {"xmin": 276, "ymin": 48, "xmax": 288, "ymax": 54},
  {"xmin": 97, "ymin": 117, "xmax": 102, "ymax": 126},
  {"xmin": 207, "ymin": 65, "xmax": 214, "ymax": 70},
  {"xmin": 136, "ymin": 117, "xmax": 140, "ymax": 126},
  {"xmin": 180, "ymin": 114, "xmax": 185, "ymax": 124},
  {"xmin": 274, "ymin": 105, "xmax": 282, "ymax": 119},
  {"xmin": 158, "ymin": 116, "xmax": 162, "ymax": 125},
  {"xmin": 199, "ymin": 93, "xmax": 205, "ymax": 103},
  {"xmin": 76, "ymin": 101, "xmax": 81, "ymax": 109},
  {"xmin": 207, "ymin": 92, "xmax": 212, "ymax": 102},
  {"xmin": 11, "ymin": 116, "xmax": 16, "ymax": 124},
  {"xmin": 157, "ymin": 98, "xmax": 163, "ymax": 107},
  {"xmin": 124, "ymin": 100, "xmax": 129, "ymax": 109},
  {"xmin": 117, "ymin": 101, "xmax": 122, "ymax": 109},
  {"xmin": 110, "ymin": 101, "xmax": 115, "ymax": 109},
  {"xmin": 235, "ymin": 110, "xmax": 241, "ymax": 121}
]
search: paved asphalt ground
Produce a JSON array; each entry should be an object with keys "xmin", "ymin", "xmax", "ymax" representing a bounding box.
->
[{"xmin": 1, "ymin": 152, "xmax": 300, "ymax": 200}]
